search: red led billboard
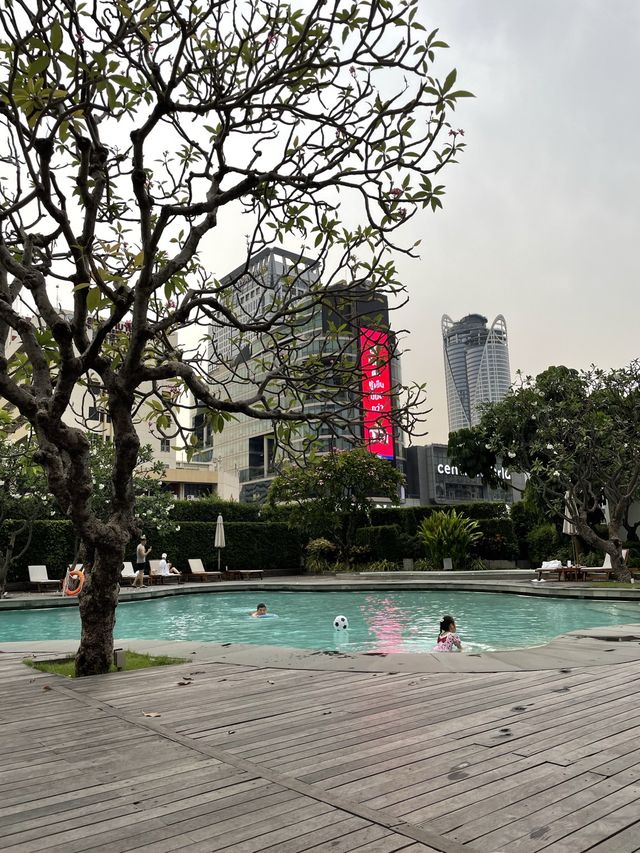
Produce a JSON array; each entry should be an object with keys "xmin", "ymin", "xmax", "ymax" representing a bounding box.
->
[{"xmin": 360, "ymin": 327, "xmax": 394, "ymax": 460}]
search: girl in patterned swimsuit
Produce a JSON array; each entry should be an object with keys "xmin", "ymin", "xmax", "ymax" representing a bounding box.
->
[{"xmin": 432, "ymin": 615, "xmax": 462, "ymax": 652}]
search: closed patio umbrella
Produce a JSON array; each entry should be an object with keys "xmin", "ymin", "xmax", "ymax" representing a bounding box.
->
[
  {"xmin": 563, "ymin": 492, "xmax": 578, "ymax": 564},
  {"xmin": 214, "ymin": 513, "xmax": 226, "ymax": 572}
]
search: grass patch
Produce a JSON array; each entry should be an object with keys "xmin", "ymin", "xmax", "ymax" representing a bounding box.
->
[
  {"xmin": 589, "ymin": 582, "xmax": 639, "ymax": 589},
  {"xmin": 24, "ymin": 651, "xmax": 187, "ymax": 678}
]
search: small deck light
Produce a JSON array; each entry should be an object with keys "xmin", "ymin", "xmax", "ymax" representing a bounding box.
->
[{"xmin": 113, "ymin": 648, "xmax": 126, "ymax": 671}]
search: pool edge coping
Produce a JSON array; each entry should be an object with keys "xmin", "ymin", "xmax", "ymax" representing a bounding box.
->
[
  {"xmin": 3, "ymin": 622, "xmax": 640, "ymax": 675},
  {"xmin": 3, "ymin": 576, "xmax": 640, "ymax": 612}
]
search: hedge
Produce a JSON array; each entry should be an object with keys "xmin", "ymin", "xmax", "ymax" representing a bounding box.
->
[
  {"xmin": 369, "ymin": 502, "xmax": 508, "ymax": 536},
  {"xmin": 169, "ymin": 499, "xmax": 261, "ymax": 523},
  {"xmin": 2, "ymin": 519, "xmax": 76, "ymax": 582},
  {"xmin": 135, "ymin": 521, "xmax": 303, "ymax": 573},
  {"xmin": 354, "ymin": 525, "xmax": 404, "ymax": 562},
  {"xmin": 472, "ymin": 517, "xmax": 519, "ymax": 560},
  {"xmin": 4, "ymin": 518, "xmax": 302, "ymax": 583},
  {"xmin": 354, "ymin": 512, "xmax": 517, "ymax": 563}
]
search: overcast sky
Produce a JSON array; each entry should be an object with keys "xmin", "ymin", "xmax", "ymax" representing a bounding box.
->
[{"xmin": 393, "ymin": 0, "xmax": 640, "ymax": 443}]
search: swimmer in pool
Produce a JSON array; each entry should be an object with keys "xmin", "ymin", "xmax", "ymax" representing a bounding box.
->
[{"xmin": 251, "ymin": 603, "xmax": 267, "ymax": 618}]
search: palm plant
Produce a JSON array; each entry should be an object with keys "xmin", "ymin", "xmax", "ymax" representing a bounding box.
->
[{"xmin": 418, "ymin": 510, "xmax": 482, "ymax": 570}]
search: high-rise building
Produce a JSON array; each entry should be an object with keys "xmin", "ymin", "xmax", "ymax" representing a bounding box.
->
[
  {"xmin": 193, "ymin": 247, "xmax": 404, "ymax": 502},
  {"xmin": 441, "ymin": 313, "xmax": 511, "ymax": 433}
]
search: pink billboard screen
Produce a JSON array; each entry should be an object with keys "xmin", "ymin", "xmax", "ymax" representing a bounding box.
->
[{"xmin": 360, "ymin": 327, "xmax": 394, "ymax": 460}]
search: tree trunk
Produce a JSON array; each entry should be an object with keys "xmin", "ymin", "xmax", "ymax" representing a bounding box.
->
[
  {"xmin": 607, "ymin": 522, "xmax": 630, "ymax": 581},
  {"xmin": 0, "ymin": 557, "xmax": 9, "ymax": 598},
  {"xmin": 75, "ymin": 547, "xmax": 123, "ymax": 676},
  {"xmin": 576, "ymin": 517, "xmax": 631, "ymax": 581}
]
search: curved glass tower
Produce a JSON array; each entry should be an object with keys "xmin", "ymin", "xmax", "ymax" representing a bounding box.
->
[{"xmin": 442, "ymin": 313, "xmax": 511, "ymax": 432}]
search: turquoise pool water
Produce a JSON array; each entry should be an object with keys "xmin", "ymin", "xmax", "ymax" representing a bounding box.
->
[{"xmin": 1, "ymin": 590, "xmax": 639, "ymax": 653}]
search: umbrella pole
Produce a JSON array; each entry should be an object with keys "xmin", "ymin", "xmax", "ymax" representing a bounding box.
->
[{"xmin": 218, "ymin": 549, "xmax": 221, "ymax": 572}]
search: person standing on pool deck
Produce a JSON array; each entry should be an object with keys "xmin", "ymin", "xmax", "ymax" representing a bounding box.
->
[
  {"xmin": 432, "ymin": 615, "xmax": 462, "ymax": 652},
  {"xmin": 133, "ymin": 535, "xmax": 152, "ymax": 588}
]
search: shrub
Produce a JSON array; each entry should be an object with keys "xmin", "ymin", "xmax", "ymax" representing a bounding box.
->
[
  {"xmin": 305, "ymin": 538, "xmax": 338, "ymax": 574},
  {"xmin": 358, "ymin": 559, "xmax": 400, "ymax": 572},
  {"xmin": 418, "ymin": 510, "xmax": 481, "ymax": 569},
  {"xmin": 526, "ymin": 523, "xmax": 561, "ymax": 564},
  {"xmin": 414, "ymin": 557, "xmax": 438, "ymax": 571}
]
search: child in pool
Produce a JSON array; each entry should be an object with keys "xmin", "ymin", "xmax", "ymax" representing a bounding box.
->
[
  {"xmin": 251, "ymin": 603, "xmax": 268, "ymax": 618},
  {"xmin": 433, "ymin": 615, "xmax": 462, "ymax": 652}
]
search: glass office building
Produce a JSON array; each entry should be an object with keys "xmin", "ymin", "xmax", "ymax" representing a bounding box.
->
[
  {"xmin": 193, "ymin": 248, "xmax": 404, "ymax": 502},
  {"xmin": 442, "ymin": 313, "xmax": 511, "ymax": 432}
]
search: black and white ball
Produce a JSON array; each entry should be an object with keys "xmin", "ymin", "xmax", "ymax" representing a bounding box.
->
[{"xmin": 333, "ymin": 615, "xmax": 349, "ymax": 630}]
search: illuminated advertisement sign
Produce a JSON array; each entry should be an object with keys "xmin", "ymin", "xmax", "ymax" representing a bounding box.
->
[{"xmin": 360, "ymin": 327, "xmax": 394, "ymax": 460}]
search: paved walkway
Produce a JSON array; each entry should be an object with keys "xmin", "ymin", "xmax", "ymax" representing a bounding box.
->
[{"xmin": 3, "ymin": 629, "xmax": 640, "ymax": 852}]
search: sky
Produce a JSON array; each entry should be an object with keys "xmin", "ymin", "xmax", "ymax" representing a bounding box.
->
[
  {"xmin": 392, "ymin": 0, "xmax": 640, "ymax": 442},
  {"xmin": 38, "ymin": 1, "xmax": 637, "ymax": 450}
]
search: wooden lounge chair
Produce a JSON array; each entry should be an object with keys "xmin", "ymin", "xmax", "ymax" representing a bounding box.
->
[
  {"xmin": 148, "ymin": 559, "xmax": 180, "ymax": 585},
  {"xmin": 28, "ymin": 565, "xmax": 60, "ymax": 593},
  {"xmin": 224, "ymin": 568, "xmax": 264, "ymax": 580},
  {"xmin": 188, "ymin": 559, "xmax": 222, "ymax": 582},
  {"xmin": 121, "ymin": 562, "xmax": 136, "ymax": 585},
  {"xmin": 582, "ymin": 550, "xmax": 629, "ymax": 582},
  {"xmin": 536, "ymin": 560, "xmax": 565, "ymax": 581}
]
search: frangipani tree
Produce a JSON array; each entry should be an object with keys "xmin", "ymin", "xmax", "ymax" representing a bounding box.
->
[
  {"xmin": 449, "ymin": 365, "xmax": 640, "ymax": 580},
  {"xmin": 268, "ymin": 447, "xmax": 404, "ymax": 556},
  {"xmin": 0, "ymin": 0, "xmax": 470, "ymax": 673}
]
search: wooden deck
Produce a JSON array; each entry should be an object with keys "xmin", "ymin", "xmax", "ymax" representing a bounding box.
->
[{"xmin": 2, "ymin": 648, "xmax": 640, "ymax": 852}]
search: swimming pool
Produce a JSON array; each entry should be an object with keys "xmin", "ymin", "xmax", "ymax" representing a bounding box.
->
[{"xmin": 1, "ymin": 590, "xmax": 639, "ymax": 653}]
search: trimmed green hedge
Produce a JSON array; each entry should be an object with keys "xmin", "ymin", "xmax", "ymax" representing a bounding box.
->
[
  {"xmin": 5, "ymin": 518, "xmax": 302, "ymax": 583},
  {"xmin": 354, "ymin": 511, "xmax": 517, "ymax": 563},
  {"xmin": 472, "ymin": 517, "xmax": 519, "ymax": 560},
  {"xmin": 2, "ymin": 519, "xmax": 76, "ymax": 582},
  {"xmin": 354, "ymin": 525, "xmax": 403, "ymax": 562},
  {"xmin": 169, "ymin": 499, "xmax": 261, "ymax": 523},
  {"xmin": 136, "ymin": 521, "xmax": 302, "ymax": 573},
  {"xmin": 369, "ymin": 502, "xmax": 508, "ymax": 536}
]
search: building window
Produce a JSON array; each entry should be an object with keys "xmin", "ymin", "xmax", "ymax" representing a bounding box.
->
[{"xmin": 160, "ymin": 438, "xmax": 170, "ymax": 453}]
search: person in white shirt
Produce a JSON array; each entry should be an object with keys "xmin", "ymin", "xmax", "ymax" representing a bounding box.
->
[{"xmin": 159, "ymin": 554, "xmax": 180, "ymax": 576}]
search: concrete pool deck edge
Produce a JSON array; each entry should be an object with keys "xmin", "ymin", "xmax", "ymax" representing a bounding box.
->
[
  {"xmin": 3, "ymin": 573, "xmax": 640, "ymax": 611},
  {"xmin": 3, "ymin": 623, "xmax": 640, "ymax": 673}
]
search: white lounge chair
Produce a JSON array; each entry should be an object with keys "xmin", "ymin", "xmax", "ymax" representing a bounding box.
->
[
  {"xmin": 121, "ymin": 562, "xmax": 136, "ymax": 585},
  {"xmin": 582, "ymin": 549, "xmax": 629, "ymax": 581},
  {"xmin": 188, "ymin": 559, "xmax": 222, "ymax": 582},
  {"xmin": 28, "ymin": 565, "xmax": 60, "ymax": 593},
  {"xmin": 148, "ymin": 559, "xmax": 180, "ymax": 585}
]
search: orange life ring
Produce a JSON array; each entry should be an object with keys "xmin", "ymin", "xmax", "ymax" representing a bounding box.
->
[{"xmin": 63, "ymin": 569, "xmax": 85, "ymax": 597}]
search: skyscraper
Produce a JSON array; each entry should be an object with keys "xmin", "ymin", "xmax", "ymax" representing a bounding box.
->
[{"xmin": 441, "ymin": 313, "xmax": 511, "ymax": 433}]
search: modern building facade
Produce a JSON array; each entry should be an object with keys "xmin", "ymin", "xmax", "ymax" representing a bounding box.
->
[
  {"xmin": 193, "ymin": 248, "xmax": 404, "ymax": 502},
  {"xmin": 442, "ymin": 313, "xmax": 511, "ymax": 432},
  {"xmin": 405, "ymin": 443, "xmax": 524, "ymax": 505}
]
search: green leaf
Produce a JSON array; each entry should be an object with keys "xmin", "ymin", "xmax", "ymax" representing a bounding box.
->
[
  {"xmin": 442, "ymin": 68, "xmax": 457, "ymax": 94},
  {"xmin": 86, "ymin": 287, "xmax": 101, "ymax": 312},
  {"xmin": 28, "ymin": 55, "xmax": 49, "ymax": 75},
  {"xmin": 51, "ymin": 21, "xmax": 63, "ymax": 52}
]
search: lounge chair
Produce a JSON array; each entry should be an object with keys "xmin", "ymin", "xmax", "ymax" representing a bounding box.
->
[
  {"xmin": 28, "ymin": 565, "xmax": 60, "ymax": 593},
  {"xmin": 224, "ymin": 568, "xmax": 264, "ymax": 580},
  {"xmin": 535, "ymin": 560, "xmax": 565, "ymax": 581},
  {"xmin": 121, "ymin": 562, "xmax": 136, "ymax": 585},
  {"xmin": 582, "ymin": 550, "xmax": 629, "ymax": 582},
  {"xmin": 188, "ymin": 559, "xmax": 222, "ymax": 582},
  {"xmin": 148, "ymin": 559, "xmax": 180, "ymax": 585}
]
